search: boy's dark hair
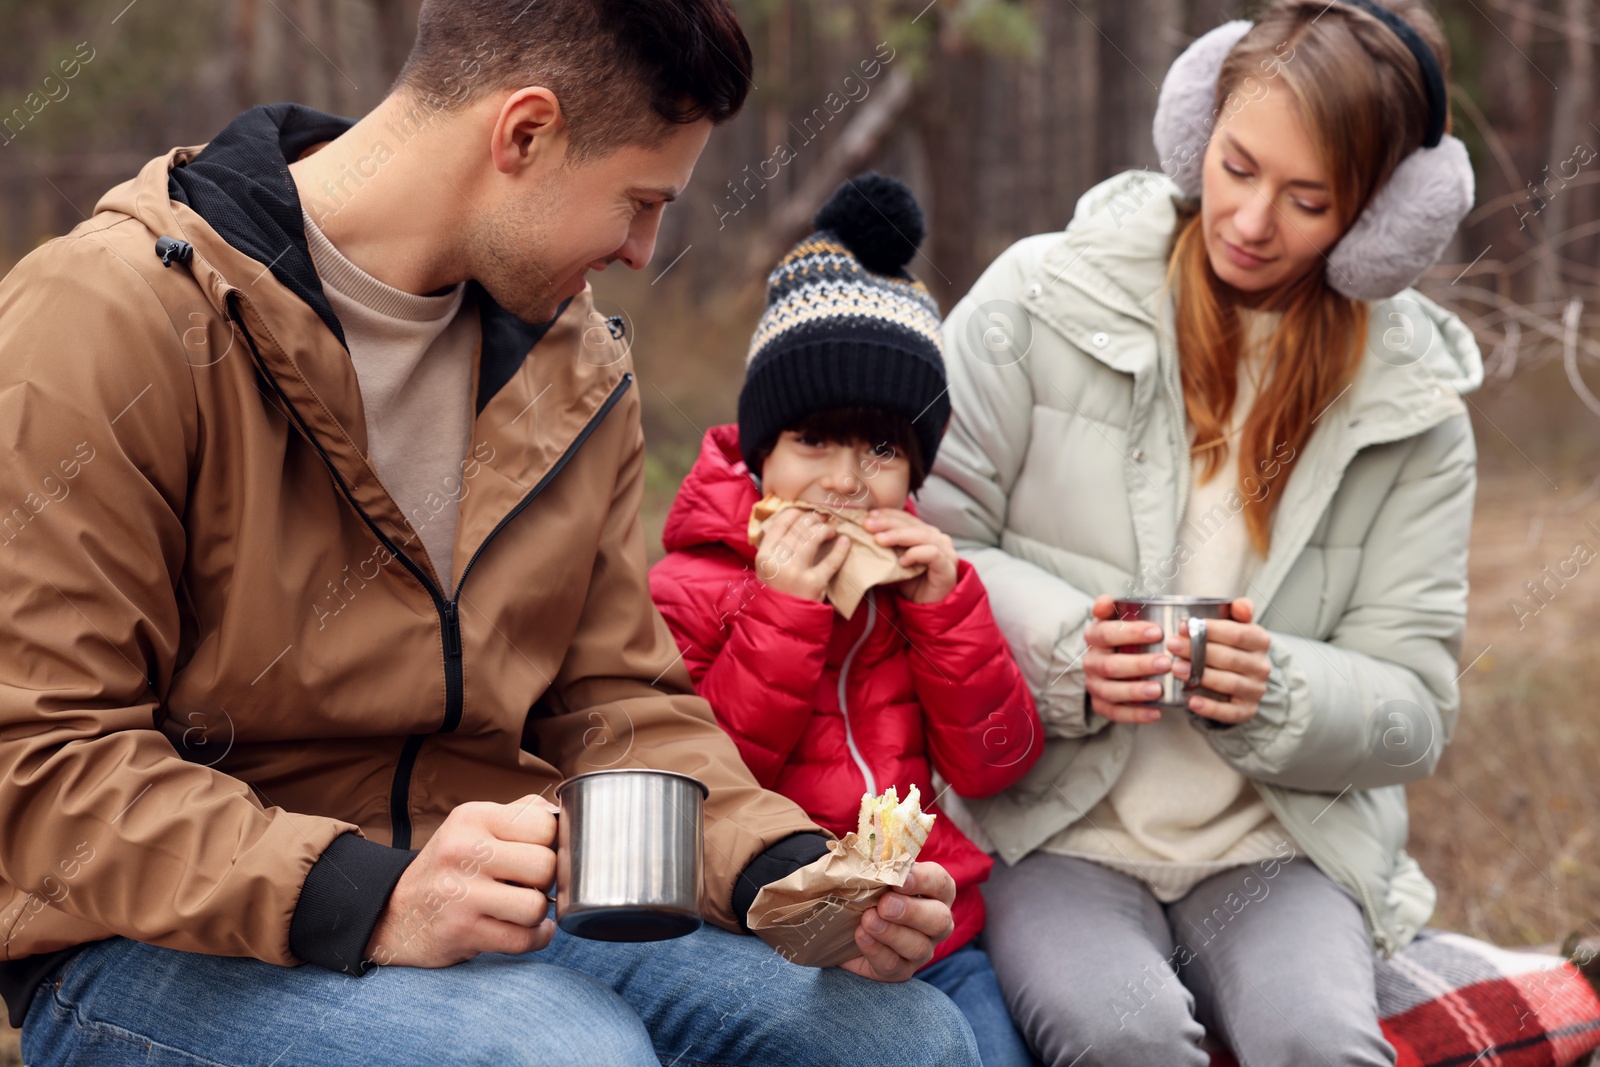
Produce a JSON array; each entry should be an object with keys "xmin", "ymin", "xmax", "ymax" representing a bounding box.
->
[
  {"xmin": 752, "ymin": 407, "xmax": 930, "ymax": 495},
  {"xmin": 393, "ymin": 0, "xmax": 753, "ymax": 161}
]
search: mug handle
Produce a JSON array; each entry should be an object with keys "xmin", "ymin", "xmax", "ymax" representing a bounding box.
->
[
  {"xmin": 1183, "ymin": 617, "xmax": 1208, "ymax": 692},
  {"xmin": 547, "ymin": 806, "xmax": 562, "ymax": 902}
]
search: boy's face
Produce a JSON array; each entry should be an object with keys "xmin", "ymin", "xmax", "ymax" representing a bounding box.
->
[{"xmin": 760, "ymin": 431, "xmax": 911, "ymax": 512}]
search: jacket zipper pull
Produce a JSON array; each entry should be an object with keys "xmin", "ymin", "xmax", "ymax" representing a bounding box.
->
[
  {"xmin": 155, "ymin": 235, "xmax": 194, "ymax": 268},
  {"xmin": 442, "ymin": 601, "xmax": 463, "ymax": 659}
]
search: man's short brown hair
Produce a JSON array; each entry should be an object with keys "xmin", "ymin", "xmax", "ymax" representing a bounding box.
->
[{"xmin": 393, "ymin": 0, "xmax": 753, "ymax": 160}]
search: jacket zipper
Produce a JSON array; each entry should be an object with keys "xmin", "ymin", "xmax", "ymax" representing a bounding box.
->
[
  {"xmin": 1257, "ymin": 786, "xmax": 1395, "ymax": 954},
  {"xmin": 836, "ymin": 591, "xmax": 879, "ymax": 796},
  {"xmin": 228, "ymin": 294, "xmax": 633, "ymax": 848},
  {"xmin": 1158, "ymin": 320, "xmax": 1192, "ymax": 572}
]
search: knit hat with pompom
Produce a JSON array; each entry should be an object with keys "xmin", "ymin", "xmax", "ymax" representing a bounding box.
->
[{"xmin": 737, "ymin": 173, "xmax": 949, "ymax": 476}]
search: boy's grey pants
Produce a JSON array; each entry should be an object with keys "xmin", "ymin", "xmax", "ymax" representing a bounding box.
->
[{"xmin": 979, "ymin": 852, "xmax": 1397, "ymax": 1067}]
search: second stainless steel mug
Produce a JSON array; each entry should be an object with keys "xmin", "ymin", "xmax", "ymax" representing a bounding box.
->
[
  {"xmin": 554, "ymin": 768, "xmax": 708, "ymax": 942},
  {"xmin": 1111, "ymin": 596, "xmax": 1235, "ymax": 713}
]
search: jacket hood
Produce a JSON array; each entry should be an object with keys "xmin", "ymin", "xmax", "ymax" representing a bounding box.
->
[
  {"xmin": 662, "ymin": 424, "xmax": 763, "ymax": 560},
  {"xmin": 1046, "ymin": 169, "xmax": 1484, "ymax": 439},
  {"xmin": 96, "ymin": 102, "xmax": 568, "ymax": 415},
  {"xmin": 166, "ymin": 102, "xmax": 352, "ymax": 348}
]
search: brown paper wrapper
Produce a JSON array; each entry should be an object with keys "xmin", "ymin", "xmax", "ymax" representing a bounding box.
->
[
  {"xmin": 746, "ymin": 832, "xmax": 918, "ymax": 968},
  {"xmin": 747, "ymin": 495, "xmax": 923, "ymax": 619}
]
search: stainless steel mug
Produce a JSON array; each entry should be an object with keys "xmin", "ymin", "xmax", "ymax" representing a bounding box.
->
[
  {"xmin": 554, "ymin": 768, "xmax": 708, "ymax": 942},
  {"xmin": 1111, "ymin": 596, "xmax": 1235, "ymax": 712}
]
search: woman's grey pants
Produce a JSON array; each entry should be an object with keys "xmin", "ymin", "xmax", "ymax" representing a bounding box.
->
[{"xmin": 980, "ymin": 851, "xmax": 1396, "ymax": 1067}]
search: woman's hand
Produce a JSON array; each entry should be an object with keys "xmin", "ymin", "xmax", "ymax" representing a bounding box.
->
[
  {"xmin": 754, "ymin": 506, "xmax": 851, "ymax": 602},
  {"xmin": 864, "ymin": 509, "xmax": 959, "ymax": 604},
  {"xmin": 1083, "ymin": 594, "xmax": 1174, "ymax": 724},
  {"xmin": 1168, "ymin": 596, "xmax": 1273, "ymax": 725}
]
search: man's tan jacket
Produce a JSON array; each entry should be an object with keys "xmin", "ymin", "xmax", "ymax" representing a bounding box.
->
[{"xmin": 0, "ymin": 105, "xmax": 821, "ymax": 1014}]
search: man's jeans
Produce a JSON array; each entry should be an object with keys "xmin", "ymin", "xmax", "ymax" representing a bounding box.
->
[{"xmin": 21, "ymin": 917, "xmax": 981, "ymax": 1067}]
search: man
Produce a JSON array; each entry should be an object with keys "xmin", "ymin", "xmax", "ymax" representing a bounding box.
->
[{"xmin": 0, "ymin": 1, "xmax": 978, "ymax": 1063}]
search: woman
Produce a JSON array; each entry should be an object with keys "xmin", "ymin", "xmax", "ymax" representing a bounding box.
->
[{"xmin": 918, "ymin": 1, "xmax": 1480, "ymax": 1064}]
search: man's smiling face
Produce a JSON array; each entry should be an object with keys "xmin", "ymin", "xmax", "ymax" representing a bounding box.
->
[{"xmin": 467, "ymin": 87, "xmax": 711, "ymax": 324}]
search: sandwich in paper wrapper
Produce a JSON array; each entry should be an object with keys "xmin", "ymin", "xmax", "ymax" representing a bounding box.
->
[
  {"xmin": 747, "ymin": 494, "xmax": 924, "ymax": 619},
  {"xmin": 746, "ymin": 785, "xmax": 937, "ymax": 967}
]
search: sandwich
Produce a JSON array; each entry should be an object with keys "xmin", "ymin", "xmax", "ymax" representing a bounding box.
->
[
  {"xmin": 746, "ymin": 494, "xmax": 922, "ymax": 618},
  {"xmin": 851, "ymin": 785, "xmax": 936, "ymax": 865}
]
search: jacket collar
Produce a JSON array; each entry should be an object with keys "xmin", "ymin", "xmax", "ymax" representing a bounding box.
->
[
  {"xmin": 167, "ymin": 103, "xmax": 352, "ymax": 347},
  {"xmin": 1027, "ymin": 169, "xmax": 1485, "ymax": 606},
  {"xmin": 154, "ymin": 102, "xmax": 570, "ymax": 416},
  {"xmin": 1028, "ymin": 170, "xmax": 1483, "ymax": 438}
]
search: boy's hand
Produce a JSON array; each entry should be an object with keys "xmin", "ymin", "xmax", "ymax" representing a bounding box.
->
[
  {"xmin": 754, "ymin": 506, "xmax": 851, "ymax": 602},
  {"xmin": 864, "ymin": 509, "xmax": 958, "ymax": 603}
]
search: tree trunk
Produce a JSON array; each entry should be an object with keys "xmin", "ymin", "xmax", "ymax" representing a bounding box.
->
[
  {"xmin": 1533, "ymin": 0, "xmax": 1593, "ymax": 303},
  {"xmin": 1188, "ymin": 0, "xmax": 1238, "ymax": 36},
  {"xmin": 234, "ymin": 0, "xmax": 260, "ymax": 109},
  {"xmin": 319, "ymin": 0, "xmax": 349, "ymax": 115},
  {"xmin": 1478, "ymin": 0, "xmax": 1550, "ymax": 304},
  {"xmin": 371, "ymin": 0, "xmax": 411, "ymax": 92},
  {"xmin": 1097, "ymin": 0, "xmax": 1180, "ymax": 176},
  {"xmin": 284, "ymin": 0, "xmax": 311, "ymax": 106},
  {"xmin": 917, "ymin": 45, "xmax": 984, "ymax": 309}
]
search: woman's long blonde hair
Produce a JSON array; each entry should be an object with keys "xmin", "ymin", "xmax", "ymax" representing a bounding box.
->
[{"xmin": 1166, "ymin": 0, "xmax": 1452, "ymax": 553}]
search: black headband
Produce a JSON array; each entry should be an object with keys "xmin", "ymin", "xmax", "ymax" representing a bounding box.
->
[{"xmin": 1338, "ymin": 0, "xmax": 1447, "ymax": 147}]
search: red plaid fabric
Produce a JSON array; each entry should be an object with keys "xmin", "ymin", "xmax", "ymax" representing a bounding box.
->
[{"xmin": 1208, "ymin": 930, "xmax": 1600, "ymax": 1067}]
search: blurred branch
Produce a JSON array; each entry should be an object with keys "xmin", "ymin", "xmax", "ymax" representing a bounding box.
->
[
  {"xmin": 716, "ymin": 65, "xmax": 915, "ymax": 305},
  {"xmin": 1561, "ymin": 299, "xmax": 1600, "ymax": 418},
  {"xmin": 1481, "ymin": 0, "xmax": 1600, "ymax": 46},
  {"xmin": 1428, "ymin": 281, "xmax": 1600, "ymax": 374}
]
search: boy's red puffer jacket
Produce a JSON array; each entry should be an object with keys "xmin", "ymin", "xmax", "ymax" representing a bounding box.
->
[{"xmin": 649, "ymin": 424, "xmax": 1042, "ymax": 963}]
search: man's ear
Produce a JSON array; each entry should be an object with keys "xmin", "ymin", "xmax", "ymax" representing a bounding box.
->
[{"xmin": 489, "ymin": 86, "xmax": 568, "ymax": 175}]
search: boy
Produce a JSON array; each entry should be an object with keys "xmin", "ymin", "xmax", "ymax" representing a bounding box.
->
[{"xmin": 650, "ymin": 174, "xmax": 1042, "ymax": 1067}]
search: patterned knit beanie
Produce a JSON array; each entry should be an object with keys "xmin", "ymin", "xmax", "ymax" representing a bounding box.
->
[{"xmin": 736, "ymin": 173, "xmax": 948, "ymax": 477}]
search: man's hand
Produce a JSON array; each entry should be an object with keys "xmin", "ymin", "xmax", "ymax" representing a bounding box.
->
[
  {"xmin": 755, "ymin": 506, "xmax": 851, "ymax": 602},
  {"xmin": 865, "ymin": 509, "xmax": 959, "ymax": 604},
  {"xmin": 841, "ymin": 861, "xmax": 957, "ymax": 982},
  {"xmin": 363, "ymin": 794, "xmax": 559, "ymax": 968}
]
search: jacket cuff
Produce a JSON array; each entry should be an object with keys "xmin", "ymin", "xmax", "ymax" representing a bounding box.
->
[
  {"xmin": 731, "ymin": 831, "xmax": 832, "ymax": 932},
  {"xmin": 288, "ymin": 832, "xmax": 417, "ymax": 975},
  {"xmin": 895, "ymin": 559, "xmax": 984, "ymax": 634},
  {"xmin": 1205, "ymin": 636, "xmax": 1298, "ymax": 760}
]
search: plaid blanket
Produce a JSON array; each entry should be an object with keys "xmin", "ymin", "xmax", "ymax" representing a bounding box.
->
[{"xmin": 1208, "ymin": 929, "xmax": 1600, "ymax": 1067}]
